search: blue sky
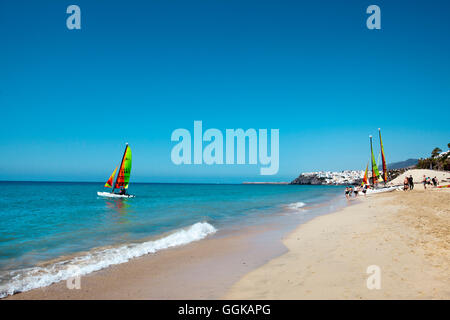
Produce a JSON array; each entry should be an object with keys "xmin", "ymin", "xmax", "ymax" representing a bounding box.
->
[{"xmin": 0, "ymin": 0, "xmax": 449, "ymax": 183}]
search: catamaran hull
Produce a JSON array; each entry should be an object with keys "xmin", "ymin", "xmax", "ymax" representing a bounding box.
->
[
  {"xmin": 97, "ymin": 192, "xmax": 135, "ymax": 198},
  {"xmin": 365, "ymin": 186, "xmax": 400, "ymax": 195}
]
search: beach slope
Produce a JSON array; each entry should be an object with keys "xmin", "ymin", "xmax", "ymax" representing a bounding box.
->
[{"xmin": 225, "ymin": 188, "xmax": 450, "ymax": 299}]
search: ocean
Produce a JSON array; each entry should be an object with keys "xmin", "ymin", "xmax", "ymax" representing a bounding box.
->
[{"xmin": 0, "ymin": 182, "xmax": 343, "ymax": 297}]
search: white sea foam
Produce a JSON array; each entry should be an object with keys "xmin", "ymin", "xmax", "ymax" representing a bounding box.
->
[
  {"xmin": 287, "ymin": 202, "xmax": 306, "ymax": 210},
  {"xmin": 0, "ymin": 222, "xmax": 216, "ymax": 298}
]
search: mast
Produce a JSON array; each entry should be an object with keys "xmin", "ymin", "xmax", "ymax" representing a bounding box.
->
[
  {"xmin": 111, "ymin": 143, "xmax": 129, "ymax": 193},
  {"xmin": 370, "ymin": 135, "xmax": 376, "ymax": 186}
]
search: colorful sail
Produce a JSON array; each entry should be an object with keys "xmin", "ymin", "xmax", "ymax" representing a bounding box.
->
[
  {"xmin": 114, "ymin": 145, "xmax": 132, "ymax": 189},
  {"xmin": 104, "ymin": 167, "xmax": 118, "ymax": 188},
  {"xmin": 362, "ymin": 162, "xmax": 369, "ymax": 186},
  {"xmin": 378, "ymin": 128, "xmax": 387, "ymax": 182},
  {"xmin": 370, "ymin": 135, "xmax": 382, "ymax": 184},
  {"xmin": 372, "ymin": 146, "xmax": 382, "ymax": 183}
]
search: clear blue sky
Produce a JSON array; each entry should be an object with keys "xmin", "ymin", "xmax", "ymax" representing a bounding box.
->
[{"xmin": 1, "ymin": 0, "xmax": 449, "ymax": 183}]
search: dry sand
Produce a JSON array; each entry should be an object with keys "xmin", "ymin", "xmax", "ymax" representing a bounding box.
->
[
  {"xmin": 389, "ymin": 168, "xmax": 450, "ymax": 186},
  {"xmin": 225, "ymin": 186, "xmax": 450, "ymax": 299}
]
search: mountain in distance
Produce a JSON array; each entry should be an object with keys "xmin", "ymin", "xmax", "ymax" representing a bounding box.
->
[{"xmin": 387, "ymin": 158, "xmax": 418, "ymax": 170}]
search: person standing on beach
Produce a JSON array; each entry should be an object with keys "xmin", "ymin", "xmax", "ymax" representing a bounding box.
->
[
  {"xmin": 408, "ymin": 175, "xmax": 414, "ymax": 190},
  {"xmin": 362, "ymin": 184, "xmax": 368, "ymax": 196},
  {"xmin": 403, "ymin": 177, "xmax": 409, "ymax": 191},
  {"xmin": 422, "ymin": 175, "xmax": 427, "ymax": 189},
  {"xmin": 433, "ymin": 176, "xmax": 438, "ymax": 187}
]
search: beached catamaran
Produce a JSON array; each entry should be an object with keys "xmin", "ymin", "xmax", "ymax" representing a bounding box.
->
[
  {"xmin": 97, "ymin": 143, "xmax": 135, "ymax": 198},
  {"xmin": 363, "ymin": 129, "xmax": 398, "ymax": 194}
]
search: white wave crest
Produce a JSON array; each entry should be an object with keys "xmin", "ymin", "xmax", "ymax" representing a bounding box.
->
[
  {"xmin": 287, "ymin": 202, "xmax": 306, "ymax": 209},
  {"xmin": 0, "ymin": 222, "xmax": 216, "ymax": 298}
]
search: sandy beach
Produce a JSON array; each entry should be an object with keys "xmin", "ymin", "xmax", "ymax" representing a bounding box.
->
[
  {"xmin": 5, "ymin": 179, "xmax": 450, "ymax": 300},
  {"xmin": 226, "ymin": 185, "xmax": 450, "ymax": 299}
]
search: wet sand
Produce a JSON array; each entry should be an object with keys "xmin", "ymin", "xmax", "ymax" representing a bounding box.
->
[{"xmin": 225, "ymin": 187, "xmax": 450, "ymax": 299}]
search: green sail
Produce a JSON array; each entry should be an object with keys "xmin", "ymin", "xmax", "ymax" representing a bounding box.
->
[
  {"xmin": 114, "ymin": 145, "xmax": 132, "ymax": 189},
  {"xmin": 371, "ymin": 147, "xmax": 381, "ymax": 182},
  {"xmin": 122, "ymin": 146, "xmax": 132, "ymax": 189}
]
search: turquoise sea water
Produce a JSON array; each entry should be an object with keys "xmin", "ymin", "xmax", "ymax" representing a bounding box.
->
[{"xmin": 0, "ymin": 182, "xmax": 343, "ymax": 297}]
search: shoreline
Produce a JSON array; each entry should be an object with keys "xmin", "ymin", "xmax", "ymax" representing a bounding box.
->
[{"xmin": 225, "ymin": 187, "xmax": 450, "ymax": 299}]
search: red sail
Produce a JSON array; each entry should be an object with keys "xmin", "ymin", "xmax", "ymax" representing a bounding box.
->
[{"xmin": 362, "ymin": 163, "xmax": 369, "ymax": 186}]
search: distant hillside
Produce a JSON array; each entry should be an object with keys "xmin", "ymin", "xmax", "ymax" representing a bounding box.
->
[{"xmin": 387, "ymin": 159, "xmax": 418, "ymax": 170}]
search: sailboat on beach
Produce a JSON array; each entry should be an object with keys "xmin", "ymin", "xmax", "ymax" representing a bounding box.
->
[
  {"xmin": 364, "ymin": 129, "xmax": 399, "ymax": 194},
  {"xmin": 97, "ymin": 143, "xmax": 135, "ymax": 198}
]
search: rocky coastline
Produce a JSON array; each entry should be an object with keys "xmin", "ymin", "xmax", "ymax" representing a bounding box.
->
[{"xmin": 290, "ymin": 171, "xmax": 364, "ymax": 185}]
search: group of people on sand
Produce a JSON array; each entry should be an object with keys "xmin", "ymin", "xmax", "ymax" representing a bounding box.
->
[
  {"xmin": 403, "ymin": 175, "xmax": 414, "ymax": 191},
  {"xmin": 403, "ymin": 175, "xmax": 440, "ymax": 190},
  {"xmin": 422, "ymin": 175, "xmax": 439, "ymax": 189},
  {"xmin": 345, "ymin": 185, "xmax": 368, "ymax": 199}
]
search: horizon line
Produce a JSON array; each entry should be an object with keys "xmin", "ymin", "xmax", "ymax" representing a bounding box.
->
[{"xmin": 0, "ymin": 180, "xmax": 261, "ymax": 185}]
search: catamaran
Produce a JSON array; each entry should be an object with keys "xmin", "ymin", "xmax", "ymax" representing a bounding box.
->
[
  {"xmin": 97, "ymin": 143, "xmax": 135, "ymax": 198},
  {"xmin": 363, "ymin": 129, "xmax": 399, "ymax": 194}
]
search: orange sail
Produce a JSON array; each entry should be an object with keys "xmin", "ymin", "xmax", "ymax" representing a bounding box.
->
[
  {"xmin": 104, "ymin": 167, "xmax": 118, "ymax": 188},
  {"xmin": 362, "ymin": 163, "xmax": 369, "ymax": 186}
]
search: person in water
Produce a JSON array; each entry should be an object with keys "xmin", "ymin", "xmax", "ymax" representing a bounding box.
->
[
  {"xmin": 353, "ymin": 186, "xmax": 359, "ymax": 197},
  {"xmin": 345, "ymin": 187, "xmax": 351, "ymax": 199}
]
